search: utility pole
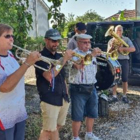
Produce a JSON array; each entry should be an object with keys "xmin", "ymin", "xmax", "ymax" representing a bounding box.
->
[{"xmin": 136, "ymin": 0, "xmax": 140, "ymax": 19}]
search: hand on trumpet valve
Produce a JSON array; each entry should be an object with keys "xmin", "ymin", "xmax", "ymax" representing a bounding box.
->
[
  {"xmin": 91, "ymin": 47, "xmax": 102, "ymax": 57},
  {"xmin": 63, "ymin": 50, "xmax": 74, "ymax": 62},
  {"xmin": 25, "ymin": 51, "xmax": 41, "ymax": 66}
]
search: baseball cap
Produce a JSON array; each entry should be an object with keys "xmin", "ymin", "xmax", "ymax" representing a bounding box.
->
[
  {"xmin": 44, "ymin": 29, "xmax": 62, "ymax": 40},
  {"xmin": 76, "ymin": 22, "xmax": 86, "ymax": 31},
  {"xmin": 76, "ymin": 34, "xmax": 92, "ymax": 40}
]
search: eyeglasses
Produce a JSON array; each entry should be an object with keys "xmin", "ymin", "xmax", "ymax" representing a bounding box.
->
[
  {"xmin": 4, "ymin": 34, "xmax": 14, "ymax": 39},
  {"xmin": 79, "ymin": 41, "xmax": 91, "ymax": 45},
  {"xmin": 48, "ymin": 39, "xmax": 59, "ymax": 43}
]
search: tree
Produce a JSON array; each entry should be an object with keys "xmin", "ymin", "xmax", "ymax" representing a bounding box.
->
[
  {"xmin": 47, "ymin": 0, "xmax": 66, "ymax": 34},
  {"xmin": 63, "ymin": 10, "xmax": 104, "ymax": 37},
  {"xmin": 0, "ymin": 0, "xmax": 33, "ymax": 47},
  {"xmin": 76, "ymin": 10, "xmax": 104, "ymax": 22}
]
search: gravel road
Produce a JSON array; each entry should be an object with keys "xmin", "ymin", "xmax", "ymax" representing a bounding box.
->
[{"xmin": 25, "ymin": 66, "xmax": 140, "ymax": 140}]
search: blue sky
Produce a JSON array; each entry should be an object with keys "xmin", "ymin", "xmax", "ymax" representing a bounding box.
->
[{"xmin": 45, "ymin": 0, "xmax": 135, "ymax": 18}]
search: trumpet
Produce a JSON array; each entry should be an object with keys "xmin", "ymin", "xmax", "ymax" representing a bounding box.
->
[
  {"xmin": 101, "ymin": 50, "xmax": 119, "ymax": 60},
  {"xmin": 105, "ymin": 26, "xmax": 129, "ymax": 55},
  {"xmin": 72, "ymin": 53, "xmax": 93, "ymax": 65},
  {"xmin": 89, "ymin": 48, "xmax": 118, "ymax": 61},
  {"xmin": 13, "ymin": 44, "xmax": 61, "ymax": 71},
  {"xmin": 58, "ymin": 46, "xmax": 93, "ymax": 65}
]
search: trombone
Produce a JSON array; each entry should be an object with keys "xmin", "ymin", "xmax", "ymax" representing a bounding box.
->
[{"xmin": 13, "ymin": 44, "xmax": 61, "ymax": 71}]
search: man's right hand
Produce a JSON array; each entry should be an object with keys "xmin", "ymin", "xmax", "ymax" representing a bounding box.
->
[
  {"xmin": 25, "ymin": 51, "xmax": 41, "ymax": 66},
  {"xmin": 63, "ymin": 50, "xmax": 74, "ymax": 62}
]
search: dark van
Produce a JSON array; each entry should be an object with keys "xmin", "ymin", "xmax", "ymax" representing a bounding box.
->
[{"xmin": 86, "ymin": 21, "xmax": 140, "ymax": 86}]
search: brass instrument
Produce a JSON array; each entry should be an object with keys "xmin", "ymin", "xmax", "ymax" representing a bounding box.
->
[
  {"xmin": 105, "ymin": 26, "xmax": 129, "ymax": 55},
  {"xmin": 72, "ymin": 53, "xmax": 93, "ymax": 65},
  {"xmin": 89, "ymin": 48, "xmax": 118, "ymax": 61},
  {"xmin": 13, "ymin": 44, "xmax": 61, "ymax": 71},
  {"xmin": 58, "ymin": 46, "xmax": 93, "ymax": 65},
  {"xmin": 101, "ymin": 50, "xmax": 118, "ymax": 61}
]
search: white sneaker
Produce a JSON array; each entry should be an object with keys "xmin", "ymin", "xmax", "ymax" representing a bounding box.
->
[{"xmin": 85, "ymin": 134, "xmax": 100, "ymax": 140}]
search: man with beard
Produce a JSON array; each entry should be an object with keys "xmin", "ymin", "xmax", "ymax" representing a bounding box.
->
[{"xmin": 35, "ymin": 29, "xmax": 73, "ymax": 140}]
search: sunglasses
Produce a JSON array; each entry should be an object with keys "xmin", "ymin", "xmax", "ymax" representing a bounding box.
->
[
  {"xmin": 48, "ymin": 39, "xmax": 59, "ymax": 43},
  {"xmin": 4, "ymin": 34, "xmax": 14, "ymax": 39}
]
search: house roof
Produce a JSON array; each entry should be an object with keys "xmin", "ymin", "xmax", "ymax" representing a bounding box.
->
[{"xmin": 105, "ymin": 9, "xmax": 136, "ymax": 21}]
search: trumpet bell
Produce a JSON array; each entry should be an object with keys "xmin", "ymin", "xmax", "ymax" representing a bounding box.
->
[
  {"xmin": 110, "ymin": 50, "xmax": 118, "ymax": 61},
  {"xmin": 84, "ymin": 54, "xmax": 92, "ymax": 65},
  {"xmin": 73, "ymin": 53, "xmax": 92, "ymax": 65},
  {"xmin": 105, "ymin": 26, "xmax": 114, "ymax": 37}
]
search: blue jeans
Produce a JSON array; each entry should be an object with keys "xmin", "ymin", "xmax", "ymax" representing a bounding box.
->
[
  {"xmin": 69, "ymin": 84, "xmax": 98, "ymax": 121},
  {"xmin": 0, "ymin": 120, "xmax": 25, "ymax": 140}
]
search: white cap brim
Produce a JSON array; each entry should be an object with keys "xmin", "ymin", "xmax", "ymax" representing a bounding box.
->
[{"xmin": 76, "ymin": 34, "xmax": 92, "ymax": 39}]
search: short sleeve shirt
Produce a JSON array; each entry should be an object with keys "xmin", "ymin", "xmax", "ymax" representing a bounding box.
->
[
  {"xmin": 35, "ymin": 47, "xmax": 69, "ymax": 106},
  {"xmin": 0, "ymin": 51, "xmax": 27, "ymax": 130},
  {"xmin": 108, "ymin": 36, "xmax": 135, "ymax": 60},
  {"xmin": 67, "ymin": 36, "xmax": 77, "ymax": 50}
]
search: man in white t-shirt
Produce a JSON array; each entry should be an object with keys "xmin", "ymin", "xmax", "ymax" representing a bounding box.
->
[{"xmin": 0, "ymin": 24, "xmax": 40, "ymax": 140}]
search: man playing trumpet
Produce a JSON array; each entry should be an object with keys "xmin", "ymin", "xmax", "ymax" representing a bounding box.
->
[
  {"xmin": 35, "ymin": 29, "xmax": 74, "ymax": 140},
  {"xmin": 68, "ymin": 34, "xmax": 101, "ymax": 140},
  {"xmin": 107, "ymin": 25, "xmax": 135, "ymax": 103}
]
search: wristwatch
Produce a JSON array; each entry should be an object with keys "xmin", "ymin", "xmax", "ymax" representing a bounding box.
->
[{"xmin": 55, "ymin": 64, "xmax": 62, "ymax": 71}]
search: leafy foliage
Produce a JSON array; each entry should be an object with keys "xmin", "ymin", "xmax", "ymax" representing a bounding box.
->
[
  {"xmin": 64, "ymin": 10, "xmax": 104, "ymax": 37},
  {"xmin": 25, "ymin": 36, "xmax": 45, "ymax": 51},
  {"xmin": 47, "ymin": 0, "xmax": 66, "ymax": 34},
  {"xmin": 76, "ymin": 10, "xmax": 104, "ymax": 22},
  {"xmin": 0, "ymin": 0, "xmax": 33, "ymax": 47},
  {"xmin": 111, "ymin": 11, "xmax": 137, "ymax": 21},
  {"xmin": 118, "ymin": 11, "xmax": 126, "ymax": 21}
]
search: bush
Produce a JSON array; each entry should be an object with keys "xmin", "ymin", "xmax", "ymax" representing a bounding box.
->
[{"xmin": 25, "ymin": 36, "xmax": 45, "ymax": 51}]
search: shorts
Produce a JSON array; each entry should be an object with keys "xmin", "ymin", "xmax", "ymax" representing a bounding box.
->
[
  {"xmin": 118, "ymin": 59, "xmax": 129, "ymax": 82},
  {"xmin": 0, "ymin": 120, "xmax": 25, "ymax": 140},
  {"xmin": 40, "ymin": 100, "xmax": 70, "ymax": 131},
  {"xmin": 69, "ymin": 84, "xmax": 98, "ymax": 121}
]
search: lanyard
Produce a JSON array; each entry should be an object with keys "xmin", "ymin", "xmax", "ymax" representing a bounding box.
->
[{"xmin": 51, "ymin": 68, "xmax": 55, "ymax": 92}]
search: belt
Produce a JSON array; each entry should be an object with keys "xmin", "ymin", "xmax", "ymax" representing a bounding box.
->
[
  {"xmin": 70, "ymin": 84, "xmax": 94, "ymax": 87},
  {"xmin": 118, "ymin": 59, "xmax": 129, "ymax": 61}
]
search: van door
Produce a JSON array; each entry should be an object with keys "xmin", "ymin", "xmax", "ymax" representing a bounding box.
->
[{"xmin": 131, "ymin": 21, "xmax": 140, "ymax": 75}]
